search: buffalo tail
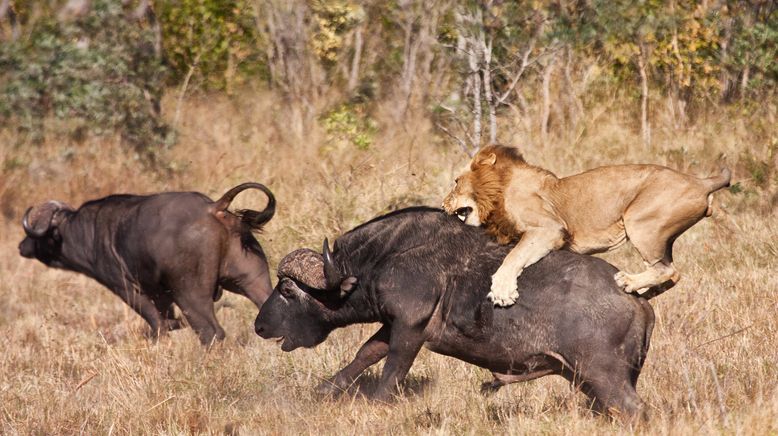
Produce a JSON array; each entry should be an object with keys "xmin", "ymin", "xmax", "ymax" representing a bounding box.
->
[{"xmin": 213, "ymin": 182, "xmax": 276, "ymax": 231}]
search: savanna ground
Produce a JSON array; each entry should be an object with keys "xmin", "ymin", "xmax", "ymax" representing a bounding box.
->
[{"xmin": 1, "ymin": 92, "xmax": 776, "ymax": 435}]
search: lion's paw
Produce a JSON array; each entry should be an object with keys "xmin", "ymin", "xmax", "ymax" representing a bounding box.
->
[
  {"xmin": 614, "ymin": 271, "xmax": 647, "ymax": 294},
  {"xmin": 487, "ymin": 275, "xmax": 519, "ymax": 307},
  {"xmin": 614, "ymin": 271, "xmax": 630, "ymax": 290}
]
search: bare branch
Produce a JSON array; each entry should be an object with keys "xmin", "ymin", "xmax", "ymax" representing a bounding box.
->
[
  {"xmin": 496, "ymin": 40, "xmax": 535, "ymax": 105},
  {"xmin": 435, "ymin": 122, "xmax": 473, "ymax": 157}
]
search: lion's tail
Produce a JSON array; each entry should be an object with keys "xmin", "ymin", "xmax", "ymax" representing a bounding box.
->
[{"xmin": 702, "ymin": 167, "xmax": 731, "ymax": 193}]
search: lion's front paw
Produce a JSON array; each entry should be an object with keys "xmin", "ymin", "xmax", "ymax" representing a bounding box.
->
[{"xmin": 487, "ymin": 273, "xmax": 519, "ymax": 307}]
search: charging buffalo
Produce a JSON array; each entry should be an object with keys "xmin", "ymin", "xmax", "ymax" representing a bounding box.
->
[
  {"xmin": 254, "ymin": 207, "xmax": 655, "ymax": 418},
  {"xmin": 19, "ymin": 182, "xmax": 276, "ymax": 344}
]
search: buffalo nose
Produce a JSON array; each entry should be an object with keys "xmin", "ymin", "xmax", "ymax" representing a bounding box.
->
[{"xmin": 18, "ymin": 239, "xmax": 33, "ymax": 258}]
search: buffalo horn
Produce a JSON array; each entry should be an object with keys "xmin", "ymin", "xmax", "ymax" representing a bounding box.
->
[
  {"xmin": 22, "ymin": 206, "xmax": 48, "ymax": 238},
  {"xmin": 322, "ymin": 238, "xmax": 342, "ymax": 291}
]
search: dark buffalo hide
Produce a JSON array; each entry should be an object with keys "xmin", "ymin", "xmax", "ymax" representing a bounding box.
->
[
  {"xmin": 20, "ymin": 183, "xmax": 276, "ymax": 344},
  {"xmin": 255, "ymin": 207, "xmax": 655, "ymax": 419}
]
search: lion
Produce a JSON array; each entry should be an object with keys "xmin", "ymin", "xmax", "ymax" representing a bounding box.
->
[{"xmin": 442, "ymin": 144, "xmax": 731, "ymax": 307}]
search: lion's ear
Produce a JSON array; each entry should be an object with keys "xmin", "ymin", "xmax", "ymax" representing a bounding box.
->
[{"xmin": 476, "ymin": 152, "xmax": 497, "ymax": 166}]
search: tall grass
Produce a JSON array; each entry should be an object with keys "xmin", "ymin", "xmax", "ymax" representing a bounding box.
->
[{"xmin": 0, "ymin": 90, "xmax": 776, "ymax": 434}]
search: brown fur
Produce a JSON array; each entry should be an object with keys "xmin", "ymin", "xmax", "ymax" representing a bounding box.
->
[
  {"xmin": 469, "ymin": 148, "xmax": 517, "ymax": 244},
  {"xmin": 469, "ymin": 145, "xmax": 558, "ymax": 244}
]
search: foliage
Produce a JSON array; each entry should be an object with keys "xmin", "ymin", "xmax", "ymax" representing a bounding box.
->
[
  {"xmin": 1, "ymin": 0, "xmax": 776, "ymax": 154},
  {"xmin": 321, "ymin": 103, "xmax": 377, "ymax": 150},
  {"xmin": 0, "ymin": 0, "xmax": 168, "ymax": 159},
  {"xmin": 310, "ymin": 0, "xmax": 362, "ymax": 68},
  {"xmin": 157, "ymin": 0, "xmax": 264, "ymax": 91},
  {"xmin": 722, "ymin": 2, "xmax": 778, "ymax": 98}
]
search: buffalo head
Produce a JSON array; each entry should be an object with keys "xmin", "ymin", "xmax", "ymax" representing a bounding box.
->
[
  {"xmin": 18, "ymin": 201, "xmax": 74, "ymax": 268},
  {"xmin": 254, "ymin": 239, "xmax": 357, "ymax": 351}
]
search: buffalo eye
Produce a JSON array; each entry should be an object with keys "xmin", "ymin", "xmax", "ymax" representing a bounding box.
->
[{"xmin": 278, "ymin": 279, "xmax": 297, "ymax": 299}]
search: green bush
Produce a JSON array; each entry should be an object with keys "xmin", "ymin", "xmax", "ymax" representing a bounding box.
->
[
  {"xmin": 321, "ymin": 103, "xmax": 377, "ymax": 151},
  {"xmin": 0, "ymin": 0, "xmax": 169, "ymax": 160},
  {"xmin": 157, "ymin": 0, "xmax": 265, "ymax": 91}
]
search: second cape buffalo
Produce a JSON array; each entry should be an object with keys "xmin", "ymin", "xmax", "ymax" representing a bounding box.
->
[
  {"xmin": 19, "ymin": 183, "xmax": 276, "ymax": 344},
  {"xmin": 254, "ymin": 207, "xmax": 655, "ymax": 418}
]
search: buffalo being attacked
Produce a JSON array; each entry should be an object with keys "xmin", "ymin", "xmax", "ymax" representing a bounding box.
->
[
  {"xmin": 20, "ymin": 183, "xmax": 276, "ymax": 344},
  {"xmin": 255, "ymin": 207, "xmax": 655, "ymax": 419}
]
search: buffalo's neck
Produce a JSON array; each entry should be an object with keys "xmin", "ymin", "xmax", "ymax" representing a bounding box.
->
[
  {"xmin": 58, "ymin": 211, "xmax": 100, "ymax": 276},
  {"xmin": 330, "ymin": 289, "xmax": 381, "ymax": 328}
]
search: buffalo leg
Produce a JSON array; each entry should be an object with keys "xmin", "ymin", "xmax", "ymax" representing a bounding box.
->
[
  {"xmin": 167, "ymin": 266, "xmax": 226, "ymax": 344},
  {"xmin": 577, "ymin": 363, "xmax": 644, "ymax": 420},
  {"xmin": 110, "ymin": 284, "xmax": 167, "ymax": 339},
  {"xmin": 175, "ymin": 292, "xmax": 225, "ymax": 345},
  {"xmin": 168, "ymin": 273, "xmax": 225, "ymax": 345},
  {"xmin": 219, "ymin": 267, "xmax": 272, "ymax": 310},
  {"xmin": 152, "ymin": 293, "xmax": 183, "ymax": 331},
  {"xmin": 219, "ymin": 238, "xmax": 273, "ymax": 309},
  {"xmin": 316, "ymin": 325, "xmax": 390, "ymax": 397},
  {"xmin": 374, "ymin": 326, "xmax": 426, "ymax": 402},
  {"xmin": 481, "ymin": 369, "xmax": 554, "ymax": 394}
]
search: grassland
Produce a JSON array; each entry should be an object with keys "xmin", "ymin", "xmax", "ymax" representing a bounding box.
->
[{"xmin": 1, "ymin": 92, "xmax": 776, "ymax": 434}]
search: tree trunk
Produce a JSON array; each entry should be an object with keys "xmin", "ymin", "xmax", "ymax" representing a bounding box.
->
[
  {"xmin": 563, "ymin": 45, "xmax": 581, "ymax": 134},
  {"xmin": 540, "ymin": 53, "xmax": 557, "ymax": 145},
  {"xmin": 719, "ymin": 16, "xmax": 734, "ymax": 102},
  {"xmin": 482, "ymin": 36, "xmax": 497, "ymax": 144},
  {"xmin": 637, "ymin": 42, "xmax": 651, "ymax": 149},
  {"xmin": 1, "ymin": 0, "xmax": 19, "ymax": 41},
  {"xmin": 469, "ymin": 42, "xmax": 482, "ymax": 150},
  {"xmin": 740, "ymin": 62, "xmax": 750, "ymax": 100},
  {"xmin": 400, "ymin": 13, "xmax": 416, "ymax": 104},
  {"xmin": 347, "ymin": 24, "xmax": 364, "ymax": 94}
]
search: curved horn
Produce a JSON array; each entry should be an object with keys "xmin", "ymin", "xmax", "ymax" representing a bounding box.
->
[
  {"xmin": 22, "ymin": 206, "xmax": 49, "ymax": 238},
  {"xmin": 322, "ymin": 238, "xmax": 342, "ymax": 290}
]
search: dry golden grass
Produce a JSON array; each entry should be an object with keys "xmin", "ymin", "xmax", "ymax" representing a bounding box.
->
[{"xmin": 1, "ymin": 91, "xmax": 776, "ymax": 434}]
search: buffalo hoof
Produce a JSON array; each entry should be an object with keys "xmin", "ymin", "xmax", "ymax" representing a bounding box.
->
[
  {"xmin": 371, "ymin": 389, "xmax": 398, "ymax": 404},
  {"xmin": 479, "ymin": 380, "xmax": 502, "ymax": 395},
  {"xmin": 315, "ymin": 379, "xmax": 347, "ymax": 398},
  {"xmin": 166, "ymin": 318, "xmax": 184, "ymax": 331}
]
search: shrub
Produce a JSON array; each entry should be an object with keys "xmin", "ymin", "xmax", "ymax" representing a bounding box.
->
[
  {"xmin": 321, "ymin": 103, "xmax": 377, "ymax": 151},
  {"xmin": 0, "ymin": 0, "xmax": 169, "ymax": 161}
]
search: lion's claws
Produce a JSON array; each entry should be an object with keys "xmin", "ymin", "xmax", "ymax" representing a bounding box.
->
[
  {"xmin": 614, "ymin": 271, "xmax": 630, "ymax": 291},
  {"xmin": 488, "ymin": 277, "xmax": 519, "ymax": 307},
  {"xmin": 614, "ymin": 271, "xmax": 649, "ymax": 294}
]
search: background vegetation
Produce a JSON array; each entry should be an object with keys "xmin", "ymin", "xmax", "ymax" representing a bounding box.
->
[{"xmin": 1, "ymin": 0, "xmax": 776, "ymax": 434}]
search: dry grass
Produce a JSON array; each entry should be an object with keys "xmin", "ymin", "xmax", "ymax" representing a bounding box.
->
[{"xmin": 1, "ymin": 91, "xmax": 776, "ymax": 435}]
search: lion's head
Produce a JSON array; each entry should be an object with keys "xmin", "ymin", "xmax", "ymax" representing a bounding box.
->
[{"xmin": 442, "ymin": 144, "xmax": 525, "ymax": 244}]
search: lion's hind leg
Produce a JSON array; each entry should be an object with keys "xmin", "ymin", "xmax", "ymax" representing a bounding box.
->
[
  {"xmin": 614, "ymin": 260, "xmax": 679, "ymax": 294},
  {"xmin": 615, "ymin": 231, "xmax": 680, "ymax": 294},
  {"xmin": 616, "ymin": 187, "xmax": 709, "ymax": 294}
]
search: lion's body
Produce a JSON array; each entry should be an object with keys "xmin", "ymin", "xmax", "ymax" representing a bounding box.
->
[{"xmin": 443, "ymin": 145, "xmax": 731, "ymax": 306}]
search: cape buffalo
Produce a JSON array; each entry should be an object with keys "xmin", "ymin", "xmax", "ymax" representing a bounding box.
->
[
  {"xmin": 19, "ymin": 182, "xmax": 276, "ymax": 344},
  {"xmin": 254, "ymin": 207, "xmax": 655, "ymax": 418}
]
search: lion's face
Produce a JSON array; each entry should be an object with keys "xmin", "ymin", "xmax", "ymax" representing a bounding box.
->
[{"xmin": 442, "ymin": 173, "xmax": 482, "ymax": 226}]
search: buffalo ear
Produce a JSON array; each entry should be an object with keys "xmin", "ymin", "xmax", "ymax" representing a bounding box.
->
[
  {"xmin": 339, "ymin": 276, "xmax": 358, "ymax": 299},
  {"xmin": 476, "ymin": 152, "xmax": 497, "ymax": 166}
]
